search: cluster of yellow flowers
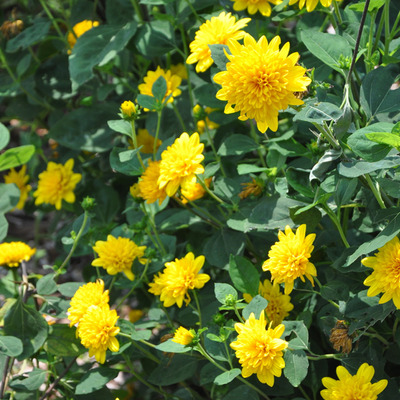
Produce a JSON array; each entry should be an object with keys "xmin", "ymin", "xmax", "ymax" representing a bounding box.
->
[
  {"xmin": 68, "ymin": 280, "xmax": 120, "ymax": 364},
  {"xmin": 0, "ymin": 241, "xmax": 36, "ymax": 267}
]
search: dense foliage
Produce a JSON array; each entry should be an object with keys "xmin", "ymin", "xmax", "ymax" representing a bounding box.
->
[{"xmin": 1, "ymin": 0, "xmax": 400, "ymax": 399}]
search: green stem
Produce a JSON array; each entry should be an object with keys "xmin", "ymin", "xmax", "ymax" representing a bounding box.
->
[
  {"xmin": 250, "ymin": 122, "xmax": 267, "ymax": 167},
  {"xmin": 364, "ymin": 331, "xmax": 390, "ymax": 346},
  {"xmin": 181, "ymin": 194, "xmax": 224, "ymax": 228},
  {"xmin": 39, "ymin": 0, "xmax": 69, "ymax": 47},
  {"xmin": 116, "ymin": 260, "xmax": 150, "ymax": 309},
  {"xmin": 172, "ymin": 102, "xmax": 186, "ymax": 131},
  {"xmin": 333, "ymin": 0, "xmax": 343, "ymax": 26},
  {"xmin": 366, "ymin": 10, "xmax": 378, "ymax": 73},
  {"xmin": 192, "ymin": 290, "xmax": 202, "ymax": 329},
  {"xmin": 56, "ymin": 211, "xmax": 90, "ymax": 277},
  {"xmin": 197, "ymin": 175, "xmax": 226, "ymax": 205},
  {"xmin": 141, "ymin": 204, "xmax": 167, "ymax": 256},
  {"xmin": 130, "ymin": 0, "xmax": 144, "ymax": 23},
  {"xmin": 384, "ymin": 0, "xmax": 390, "ymax": 57},
  {"xmin": 307, "ymin": 353, "xmax": 342, "ymax": 361},
  {"xmin": 153, "ymin": 110, "xmax": 162, "ymax": 160},
  {"xmin": 197, "ymin": 344, "xmax": 271, "ymax": 400},
  {"xmin": 205, "ymin": 123, "xmax": 226, "ymax": 177},
  {"xmin": 322, "ymin": 205, "xmax": 350, "ymax": 248},
  {"xmin": 298, "ymin": 385, "xmax": 312, "ymax": 400},
  {"xmin": 389, "ymin": 12, "xmax": 400, "ymax": 40},
  {"xmin": 129, "ymin": 120, "xmax": 145, "ymax": 169},
  {"xmin": 372, "ymin": 4, "xmax": 386, "ymax": 54},
  {"xmin": 108, "ymin": 275, "xmax": 117, "ymax": 292},
  {"xmin": 233, "ymin": 304, "xmax": 245, "ymax": 323},
  {"xmin": 364, "ymin": 174, "xmax": 386, "ymax": 209},
  {"xmin": 393, "ymin": 317, "xmax": 399, "ymax": 340},
  {"xmin": 313, "ymin": 122, "xmax": 340, "ymax": 149}
]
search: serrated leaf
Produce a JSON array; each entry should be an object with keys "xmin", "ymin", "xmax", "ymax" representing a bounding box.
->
[{"xmin": 284, "ymin": 349, "xmax": 309, "ymax": 387}]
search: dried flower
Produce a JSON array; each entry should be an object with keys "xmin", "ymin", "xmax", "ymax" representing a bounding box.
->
[{"xmin": 329, "ymin": 320, "xmax": 352, "ymax": 354}]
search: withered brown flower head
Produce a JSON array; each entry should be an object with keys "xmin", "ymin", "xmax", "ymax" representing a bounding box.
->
[{"xmin": 329, "ymin": 320, "xmax": 353, "ymax": 354}]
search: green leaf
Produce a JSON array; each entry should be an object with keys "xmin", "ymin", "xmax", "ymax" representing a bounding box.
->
[
  {"xmin": 214, "ymin": 369, "xmax": 241, "ymax": 385},
  {"xmin": 360, "ymin": 65, "xmax": 400, "ymax": 120},
  {"xmin": 214, "ymin": 283, "xmax": 238, "ymax": 304},
  {"xmin": 237, "ymin": 164, "xmax": 269, "ymax": 175},
  {"xmin": 69, "ymin": 22, "xmax": 137, "ymax": 87},
  {"xmin": 131, "ymin": 329, "xmax": 152, "ymax": 341},
  {"xmin": 155, "ymin": 339, "xmax": 191, "ymax": 353},
  {"xmin": 242, "ymin": 295, "xmax": 268, "ymax": 320},
  {"xmin": 45, "ymin": 324, "xmax": 83, "ymax": 356},
  {"xmin": 6, "ymin": 18, "xmax": 51, "ymax": 52},
  {"xmin": 284, "ymin": 349, "xmax": 309, "ymax": 387},
  {"xmin": 300, "ymin": 31, "xmax": 352, "ymax": 75},
  {"xmin": 57, "ymin": 282, "xmax": 84, "ymax": 297},
  {"xmin": 229, "ymin": 255, "xmax": 259, "ymax": 296},
  {"xmin": 222, "ymin": 385, "xmax": 260, "ymax": 400},
  {"xmin": 209, "ymin": 44, "xmax": 230, "ymax": 71},
  {"xmin": 0, "ymin": 336, "xmax": 23, "ymax": 357},
  {"xmin": 147, "ymin": 355, "xmax": 198, "ymax": 386},
  {"xmin": 310, "ymin": 149, "xmax": 342, "ymax": 182},
  {"xmin": 0, "ymin": 145, "xmax": 35, "ymax": 172},
  {"xmin": 137, "ymin": 94, "xmax": 158, "ymax": 111},
  {"xmin": 346, "ymin": 211, "xmax": 400, "ymax": 265},
  {"xmin": 282, "ymin": 321, "xmax": 309, "ymax": 350},
  {"xmin": 293, "ymin": 102, "xmax": 343, "ymax": 124},
  {"xmin": 335, "ymin": 178, "xmax": 358, "ymax": 207},
  {"xmin": 204, "ymin": 229, "xmax": 245, "ymax": 268},
  {"xmin": 366, "ymin": 132, "xmax": 400, "ymax": 151},
  {"xmin": 9, "ymin": 368, "xmax": 46, "ymax": 391},
  {"xmin": 4, "ymin": 299, "xmax": 48, "ymax": 360},
  {"xmin": 49, "ymin": 105, "xmax": 115, "ymax": 152},
  {"xmin": 152, "ymin": 76, "xmax": 167, "ymax": 102},
  {"xmin": 0, "ymin": 183, "xmax": 20, "ymax": 213},
  {"xmin": 218, "ymin": 134, "xmax": 258, "ymax": 156},
  {"xmin": 109, "ymin": 147, "xmax": 143, "ymax": 176},
  {"xmin": 338, "ymin": 156, "xmax": 400, "ymax": 178},
  {"xmin": 75, "ymin": 367, "xmax": 119, "ymax": 395},
  {"xmin": 0, "ymin": 123, "xmax": 10, "ymax": 151},
  {"xmin": 36, "ymin": 273, "xmax": 57, "ymax": 296},
  {"xmin": 107, "ymin": 119, "xmax": 132, "ymax": 137},
  {"xmin": 135, "ymin": 20, "xmax": 175, "ymax": 57},
  {"xmin": 349, "ymin": 0, "xmax": 385, "ymax": 11},
  {"xmin": 347, "ymin": 123, "xmax": 394, "ymax": 162}
]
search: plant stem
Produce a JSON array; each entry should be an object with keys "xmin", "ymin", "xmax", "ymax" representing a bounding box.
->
[
  {"xmin": 192, "ymin": 290, "xmax": 202, "ymax": 329},
  {"xmin": 332, "ymin": 0, "xmax": 343, "ymax": 26},
  {"xmin": 39, "ymin": 0, "xmax": 69, "ymax": 47},
  {"xmin": 346, "ymin": 0, "xmax": 370, "ymax": 85},
  {"xmin": 181, "ymin": 194, "xmax": 224, "ymax": 228},
  {"xmin": 196, "ymin": 344, "xmax": 271, "ymax": 400},
  {"xmin": 129, "ymin": 121, "xmax": 145, "ymax": 169},
  {"xmin": 172, "ymin": 102, "xmax": 186, "ymax": 131},
  {"xmin": 141, "ymin": 204, "xmax": 167, "ymax": 256},
  {"xmin": 364, "ymin": 174, "xmax": 386, "ymax": 209},
  {"xmin": 130, "ymin": 0, "xmax": 144, "ymax": 23},
  {"xmin": 322, "ymin": 205, "xmax": 350, "ymax": 248},
  {"xmin": 39, "ymin": 357, "xmax": 78, "ymax": 400},
  {"xmin": 299, "ymin": 385, "xmax": 312, "ymax": 400},
  {"xmin": 233, "ymin": 304, "xmax": 245, "ymax": 323},
  {"xmin": 153, "ymin": 110, "xmax": 162, "ymax": 160},
  {"xmin": 384, "ymin": 0, "xmax": 390, "ymax": 56},
  {"xmin": 205, "ymin": 123, "xmax": 226, "ymax": 177},
  {"xmin": 197, "ymin": 175, "xmax": 226, "ymax": 205},
  {"xmin": 56, "ymin": 211, "xmax": 90, "ymax": 277}
]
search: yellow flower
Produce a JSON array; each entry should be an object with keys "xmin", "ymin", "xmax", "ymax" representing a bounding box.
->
[
  {"xmin": 321, "ymin": 363, "xmax": 388, "ymax": 400},
  {"xmin": 243, "ymin": 280, "xmax": 294, "ymax": 327},
  {"xmin": 33, "ymin": 159, "xmax": 82, "ymax": 210},
  {"xmin": 4, "ymin": 165, "xmax": 32, "ymax": 209},
  {"xmin": 239, "ymin": 178, "xmax": 263, "ymax": 199},
  {"xmin": 129, "ymin": 309, "xmax": 144, "ymax": 323},
  {"xmin": 120, "ymin": 100, "xmax": 136, "ymax": 118},
  {"xmin": 138, "ymin": 160, "xmax": 168, "ymax": 205},
  {"xmin": 180, "ymin": 177, "xmax": 211, "ymax": 204},
  {"xmin": 138, "ymin": 66, "xmax": 182, "ymax": 107},
  {"xmin": 92, "ymin": 235, "xmax": 147, "ymax": 281},
  {"xmin": 136, "ymin": 128, "xmax": 162, "ymax": 154},
  {"xmin": 172, "ymin": 326, "xmax": 195, "ymax": 345},
  {"xmin": 262, "ymin": 224, "xmax": 316, "ymax": 294},
  {"xmin": 289, "ymin": 0, "xmax": 335, "ymax": 12},
  {"xmin": 362, "ymin": 236, "xmax": 400, "ymax": 309},
  {"xmin": 67, "ymin": 279, "xmax": 109, "ymax": 327},
  {"xmin": 186, "ymin": 12, "xmax": 251, "ymax": 73},
  {"xmin": 158, "ymin": 132, "xmax": 204, "ymax": 197},
  {"xmin": 148, "ymin": 252, "xmax": 210, "ymax": 308},
  {"xmin": 170, "ymin": 63, "xmax": 188, "ymax": 80},
  {"xmin": 67, "ymin": 20, "xmax": 99, "ymax": 51},
  {"xmin": 77, "ymin": 304, "xmax": 120, "ymax": 364},
  {"xmin": 0, "ymin": 242, "xmax": 36, "ymax": 267},
  {"xmin": 230, "ymin": 0, "xmax": 282, "ymax": 16},
  {"xmin": 230, "ymin": 312, "xmax": 288, "ymax": 386},
  {"xmin": 213, "ymin": 34, "xmax": 311, "ymax": 133}
]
